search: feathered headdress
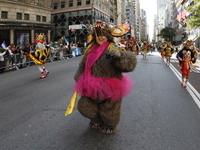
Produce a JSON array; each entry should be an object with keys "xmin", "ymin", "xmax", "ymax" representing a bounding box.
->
[{"xmin": 87, "ymin": 21, "xmax": 130, "ymax": 43}]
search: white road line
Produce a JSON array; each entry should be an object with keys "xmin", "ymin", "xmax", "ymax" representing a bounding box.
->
[{"xmin": 169, "ymin": 64, "xmax": 200, "ymax": 109}]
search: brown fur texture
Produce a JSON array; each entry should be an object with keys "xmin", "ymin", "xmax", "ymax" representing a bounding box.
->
[{"xmin": 74, "ymin": 43, "xmax": 137, "ymax": 134}]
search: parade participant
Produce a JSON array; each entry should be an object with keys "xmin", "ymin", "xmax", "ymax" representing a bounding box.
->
[
  {"xmin": 176, "ymin": 40, "xmax": 196, "ymax": 88},
  {"xmin": 120, "ymin": 36, "xmax": 128, "ymax": 51},
  {"xmin": 132, "ymin": 39, "xmax": 140, "ymax": 55},
  {"xmin": 72, "ymin": 21, "xmax": 137, "ymax": 134},
  {"xmin": 29, "ymin": 34, "xmax": 50, "ymax": 79},
  {"xmin": 128, "ymin": 39, "xmax": 133, "ymax": 51},
  {"xmin": 189, "ymin": 41, "xmax": 199, "ymax": 61},
  {"xmin": 164, "ymin": 42, "xmax": 174, "ymax": 65},
  {"xmin": 158, "ymin": 42, "xmax": 166, "ymax": 60},
  {"xmin": 141, "ymin": 41, "xmax": 149, "ymax": 59},
  {"xmin": 0, "ymin": 48, "xmax": 8, "ymax": 73}
]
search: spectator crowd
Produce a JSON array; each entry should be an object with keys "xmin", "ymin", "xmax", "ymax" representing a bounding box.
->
[{"xmin": 0, "ymin": 41, "xmax": 86, "ymax": 73}]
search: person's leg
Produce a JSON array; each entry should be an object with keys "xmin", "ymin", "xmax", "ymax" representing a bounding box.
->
[
  {"xmin": 42, "ymin": 66, "xmax": 49, "ymax": 76},
  {"xmin": 98, "ymin": 99, "xmax": 122, "ymax": 134},
  {"xmin": 184, "ymin": 73, "xmax": 190, "ymax": 88},
  {"xmin": 38, "ymin": 65, "xmax": 46, "ymax": 78},
  {"xmin": 78, "ymin": 96, "xmax": 103, "ymax": 128}
]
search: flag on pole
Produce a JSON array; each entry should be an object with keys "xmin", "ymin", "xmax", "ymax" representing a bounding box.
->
[
  {"xmin": 1, "ymin": 40, "xmax": 7, "ymax": 49},
  {"xmin": 179, "ymin": 23, "xmax": 183, "ymax": 29},
  {"xmin": 176, "ymin": 11, "xmax": 182, "ymax": 22},
  {"xmin": 64, "ymin": 39, "xmax": 69, "ymax": 45},
  {"xmin": 181, "ymin": 7, "xmax": 187, "ymax": 20}
]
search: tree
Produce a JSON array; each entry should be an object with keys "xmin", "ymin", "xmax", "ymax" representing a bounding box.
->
[
  {"xmin": 157, "ymin": 27, "xmax": 176, "ymax": 42},
  {"xmin": 185, "ymin": 0, "xmax": 200, "ymax": 29}
]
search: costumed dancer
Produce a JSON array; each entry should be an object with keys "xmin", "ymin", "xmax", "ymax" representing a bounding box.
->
[
  {"xmin": 164, "ymin": 42, "xmax": 174, "ymax": 65},
  {"xmin": 132, "ymin": 38, "xmax": 140, "ymax": 55},
  {"xmin": 128, "ymin": 39, "xmax": 133, "ymax": 52},
  {"xmin": 120, "ymin": 36, "xmax": 128, "ymax": 51},
  {"xmin": 176, "ymin": 40, "xmax": 196, "ymax": 88},
  {"xmin": 29, "ymin": 33, "xmax": 50, "ymax": 79},
  {"xmin": 141, "ymin": 41, "xmax": 149, "ymax": 59},
  {"xmin": 158, "ymin": 42, "xmax": 166, "ymax": 60},
  {"xmin": 73, "ymin": 21, "xmax": 137, "ymax": 134}
]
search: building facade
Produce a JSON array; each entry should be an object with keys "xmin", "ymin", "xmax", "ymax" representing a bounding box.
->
[
  {"xmin": 51, "ymin": 0, "xmax": 115, "ymax": 42},
  {"xmin": 0, "ymin": 0, "xmax": 53, "ymax": 47},
  {"xmin": 140, "ymin": 9, "xmax": 147, "ymax": 41}
]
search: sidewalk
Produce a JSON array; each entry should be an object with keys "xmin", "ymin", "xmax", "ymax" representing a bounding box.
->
[{"xmin": 194, "ymin": 59, "xmax": 200, "ymax": 70}]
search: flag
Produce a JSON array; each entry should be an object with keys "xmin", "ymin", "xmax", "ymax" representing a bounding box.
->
[
  {"xmin": 1, "ymin": 40, "xmax": 7, "ymax": 49},
  {"xmin": 64, "ymin": 39, "xmax": 69, "ymax": 45},
  {"xmin": 179, "ymin": 23, "xmax": 183, "ymax": 29},
  {"xmin": 181, "ymin": 7, "xmax": 187, "ymax": 19},
  {"xmin": 176, "ymin": 11, "xmax": 182, "ymax": 22}
]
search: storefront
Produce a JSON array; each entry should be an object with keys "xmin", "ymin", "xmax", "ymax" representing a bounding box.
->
[{"xmin": 0, "ymin": 22, "xmax": 54, "ymax": 48}]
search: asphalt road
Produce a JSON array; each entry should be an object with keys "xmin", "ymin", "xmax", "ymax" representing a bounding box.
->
[{"xmin": 0, "ymin": 53, "xmax": 200, "ymax": 150}]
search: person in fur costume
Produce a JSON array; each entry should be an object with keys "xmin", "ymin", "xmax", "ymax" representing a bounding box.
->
[{"xmin": 73, "ymin": 21, "xmax": 137, "ymax": 134}]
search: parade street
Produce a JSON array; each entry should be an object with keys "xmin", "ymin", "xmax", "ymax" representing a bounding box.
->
[{"xmin": 0, "ymin": 52, "xmax": 200, "ymax": 150}]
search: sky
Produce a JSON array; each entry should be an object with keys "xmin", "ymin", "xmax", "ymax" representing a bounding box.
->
[{"xmin": 140, "ymin": 0, "xmax": 157, "ymax": 41}]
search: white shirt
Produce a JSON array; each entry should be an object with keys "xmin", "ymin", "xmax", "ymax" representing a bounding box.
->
[
  {"xmin": 8, "ymin": 49, "xmax": 14, "ymax": 56},
  {"xmin": 0, "ymin": 51, "xmax": 6, "ymax": 61}
]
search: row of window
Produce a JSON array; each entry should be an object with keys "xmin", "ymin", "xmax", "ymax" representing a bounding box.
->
[
  {"xmin": 54, "ymin": 0, "xmax": 109, "ymax": 13},
  {"xmin": 1, "ymin": 11, "xmax": 47, "ymax": 22},
  {"xmin": 54, "ymin": 0, "xmax": 91, "ymax": 9}
]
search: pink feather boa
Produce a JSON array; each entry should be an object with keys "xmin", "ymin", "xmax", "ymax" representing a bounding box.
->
[{"xmin": 73, "ymin": 41, "xmax": 134, "ymax": 102}]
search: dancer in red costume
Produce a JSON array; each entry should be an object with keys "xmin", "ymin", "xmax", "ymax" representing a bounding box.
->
[{"xmin": 176, "ymin": 40, "xmax": 196, "ymax": 88}]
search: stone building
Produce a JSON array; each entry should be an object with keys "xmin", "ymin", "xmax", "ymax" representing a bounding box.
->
[{"xmin": 0, "ymin": 0, "xmax": 53, "ymax": 47}]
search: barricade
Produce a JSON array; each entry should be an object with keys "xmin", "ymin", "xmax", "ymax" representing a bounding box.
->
[{"xmin": 0, "ymin": 49, "xmax": 73, "ymax": 73}]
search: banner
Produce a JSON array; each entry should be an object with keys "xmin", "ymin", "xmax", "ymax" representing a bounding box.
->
[{"xmin": 1, "ymin": 40, "xmax": 7, "ymax": 49}]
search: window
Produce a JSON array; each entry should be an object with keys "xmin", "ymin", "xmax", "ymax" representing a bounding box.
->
[
  {"xmin": 69, "ymin": 0, "xmax": 73, "ymax": 7},
  {"xmin": 24, "ymin": 14, "xmax": 29, "ymax": 20},
  {"xmin": 42, "ymin": 16, "xmax": 46, "ymax": 22},
  {"xmin": 16, "ymin": 13, "xmax": 22, "ymax": 20},
  {"xmin": 61, "ymin": 1, "xmax": 65, "ymax": 8},
  {"xmin": 1, "ymin": 11, "xmax": 8, "ymax": 19},
  {"xmin": 36, "ymin": 15, "xmax": 41, "ymax": 21},
  {"xmin": 77, "ymin": 0, "xmax": 81, "ymax": 6},
  {"xmin": 54, "ymin": 3, "xmax": 58, "ymax": 9},
  {"xmin": 86, "ymin": 0, "xmax": 90, "ymax": 4}
]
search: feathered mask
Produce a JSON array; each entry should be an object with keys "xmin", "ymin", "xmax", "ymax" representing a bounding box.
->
[{"xmin": 87, "ymin": 21, "xmax": 130, "ymax": 42}]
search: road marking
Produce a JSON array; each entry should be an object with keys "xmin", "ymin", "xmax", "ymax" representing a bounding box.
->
[{"xmin": 169, "ymin": 63, "xmax": 200, "ymax": 109}]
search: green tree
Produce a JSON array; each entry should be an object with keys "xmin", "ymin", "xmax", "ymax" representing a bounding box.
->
[
  {"xmin": 157, "ymin": 27, "xmax": 176, "ymax": 42},
  {"xmin": 185, "ymin": 0, "xmax": 200, "ymax": 29}
]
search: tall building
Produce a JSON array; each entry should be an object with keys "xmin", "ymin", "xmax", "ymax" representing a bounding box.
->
[
  {"xmin": 0, "ymin": 0, "xmax": 53, "ymax": 47},
  {"xmin": 156, "ymin": 0, "xmax": 166, "ymax": 44},
  {"xmin": 140, "ymin": 9, "xmax": 147, "ymax": 41},
  {"xmin": 51, "ymin": 0, "xmax": 118, "ymax": 42},
  {"xmin": 130, "ymin": 0, "xmax": 141, "ymax": 40},
  {"xmin": 125, "ymin": 0, "xmax": 135, "ymax": 38}
]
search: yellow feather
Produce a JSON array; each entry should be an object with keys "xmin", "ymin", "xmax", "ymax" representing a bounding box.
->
[{"xmin": 64, "ymin": 92, "xmax": 78, "ymax": 116}]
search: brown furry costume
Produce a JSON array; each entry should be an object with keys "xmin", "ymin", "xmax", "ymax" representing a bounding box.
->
[{"xmin": 74, "ymin": 21, "xmax": 137, "ymax": 134}]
